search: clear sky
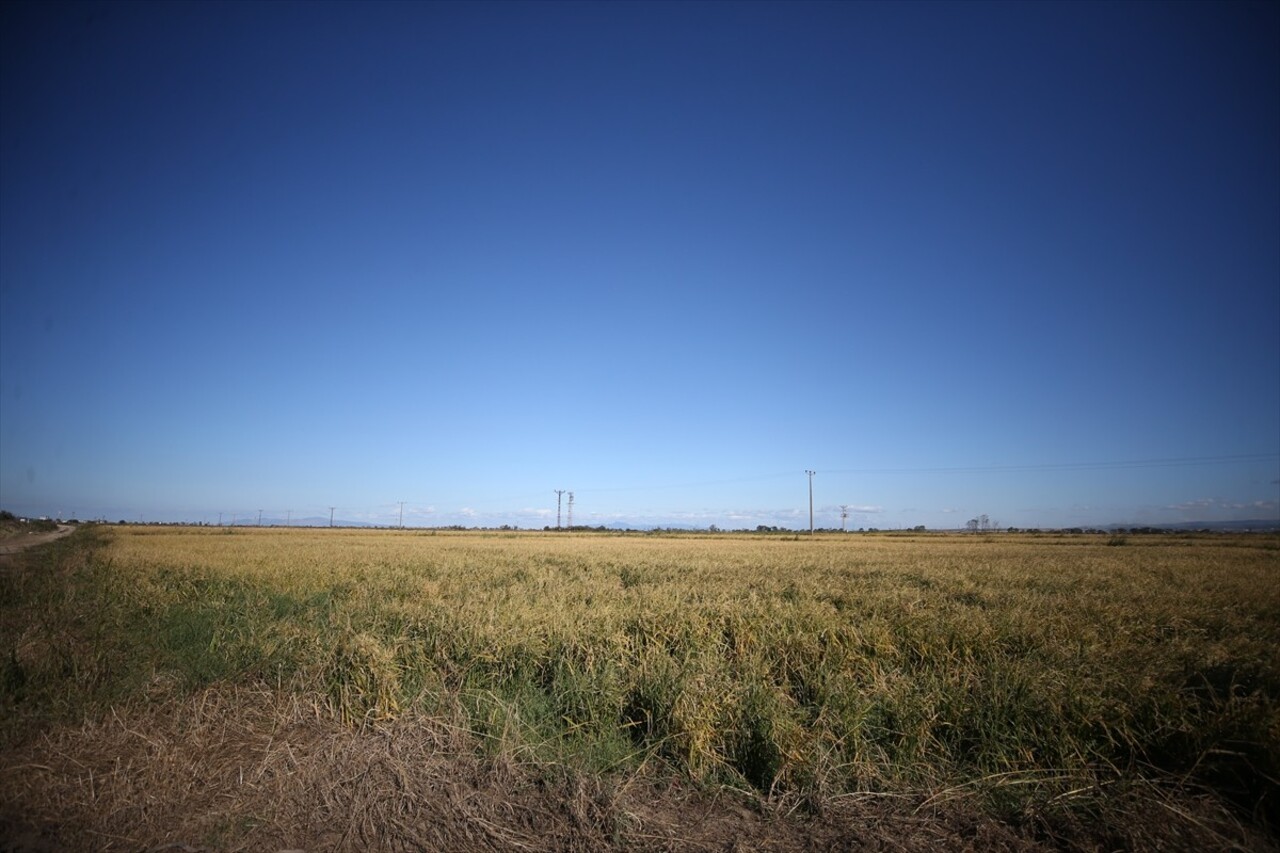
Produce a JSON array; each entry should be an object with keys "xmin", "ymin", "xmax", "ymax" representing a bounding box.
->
[{"xmin": 2, "ymin": 1, "xmax": 1278, "ymax": 530}]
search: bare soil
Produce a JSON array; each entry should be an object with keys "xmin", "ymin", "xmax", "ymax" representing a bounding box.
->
[{"xmin": 0, "ymin": 525, "xmax": 73, "ymax": 559}]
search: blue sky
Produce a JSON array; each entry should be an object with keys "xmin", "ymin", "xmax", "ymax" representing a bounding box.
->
[{"xmin": 2, "ymin": 1, "xmax": 1277, "ymax": 529}]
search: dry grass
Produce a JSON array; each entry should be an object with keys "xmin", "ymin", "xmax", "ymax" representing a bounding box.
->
[
  {"xmin": 2, "ymin": 684, "xmax": 1270, "ymax": 852},
  {"xmin": 2, "ymin": 684, "xmax": 615, "ymax": 851}
]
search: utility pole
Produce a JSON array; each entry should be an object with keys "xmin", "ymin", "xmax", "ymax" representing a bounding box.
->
[
  {"xmin": 554, "ymin": 490, "xmax": 565, "ymax": 529},
  {"xmin": 806, "ymin": 470, "xmax": 816, "ymax": 534},
  {"xmin": 567, "ymin": 491, "xmax": 574, "ymax": 529},
  {"xmin": 218, "ymin": 512, "xmax": 223, "ymax": 527},
  {"xmin": 329, "ymin": 506, "xmax": 336, "ymax": 528},
  {"xmin": 839, "ymin": 504, "xmax": 849, "ymax": 532},
  {"xmin": 286, "ymin": 510, "xmax": 291, "ymax": 527},
  {"xmin": 398, "ymin": 501, "xmax": 405, "ymax": 529},
  {"xmin": 258, "ymin": 509, "xmax": 263, "ymax": 526}
]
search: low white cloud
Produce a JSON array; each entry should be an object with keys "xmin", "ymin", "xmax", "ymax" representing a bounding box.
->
[
  {"xmin": 1168, "ymin": 499, "xmax": 1215, "ymax": 511},
  {"xmin": 1164, "ymin": 497, "xmax": 1279, "ymax": 519}
]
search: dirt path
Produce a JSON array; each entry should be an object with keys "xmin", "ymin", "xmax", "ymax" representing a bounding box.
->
[{"xmin": 0, "ymin": 525, "xmax": 74, "ymax": 558}]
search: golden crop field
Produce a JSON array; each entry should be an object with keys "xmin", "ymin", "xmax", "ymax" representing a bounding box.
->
[{"xmin": 2, "ymin": 525, "xmax": 1277, "ymax": 850}]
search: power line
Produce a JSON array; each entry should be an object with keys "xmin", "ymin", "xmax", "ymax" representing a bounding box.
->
[
  {"xmin": 524, "ymin": 454, "xmax": 1278, "ymax": 500},
  {"xmin": 569, "ymin": 471, "xmax": 796, "ymax": 494},
  {"xmin": 823, "ymin": 453, "xmax": 1279, "ymax": 476}
]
